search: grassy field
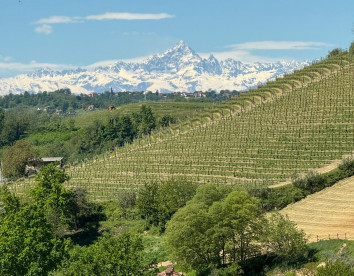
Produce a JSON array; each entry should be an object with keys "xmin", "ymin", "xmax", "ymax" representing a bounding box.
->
[{"xmin": 282, "ymin": 175, "xmax": 354, "ymax": 242}]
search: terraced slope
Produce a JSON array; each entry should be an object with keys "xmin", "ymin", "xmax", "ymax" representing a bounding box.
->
[
  {"xmin": 282, "ymin": 175, "xmax": 354, "ymax": 242},
  {"xmin": 61, "ymin": 57, "xmax": 354, "ymax": 200}
]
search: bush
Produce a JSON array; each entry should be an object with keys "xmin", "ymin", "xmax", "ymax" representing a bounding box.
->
[{"xmin": 317, "ymin": 261, "xmax": 354, "ymax": 276}]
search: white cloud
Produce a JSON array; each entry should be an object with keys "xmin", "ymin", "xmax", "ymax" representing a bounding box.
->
[
  {"xmin": 86, "ymin": 12, "xmax": 174, "ymax": 21},
  {"xmin": 34, "ymin": 16, "xmax": 83, "ymax": 24},
  {"xmin": 0, "ymin": 55, "xmax": 11, "ymax": 62},
  {"xmin": 0, "ymin": 61, "xmax": 76, "ymax": 78},
  {"xmin": 199, "ymin": 50, "xmax": 286, "ymax": 63},
  {"xmin": 199, "ymin": 41, "xmax": 331, "ymax": 63},
  {"xmin": 33, "ymin": 12, "xmax": 174, "ymax": 34},
  {"xmin": 227, "ymin": 41, "xmax": 331, "ymax": 50},
  {"xmin": 34, "ymin": 24, "xmax": 53, "ymax": 35}
]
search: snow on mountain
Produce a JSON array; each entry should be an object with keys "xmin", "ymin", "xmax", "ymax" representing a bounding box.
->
[{"xmin": 0, "ymin": 41, "xmax": 310, "ymax": 95}]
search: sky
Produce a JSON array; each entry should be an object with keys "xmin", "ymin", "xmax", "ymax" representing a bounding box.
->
[{"xmin": 0, "ymin": 0, "xmax": 353, "ymax": 77}]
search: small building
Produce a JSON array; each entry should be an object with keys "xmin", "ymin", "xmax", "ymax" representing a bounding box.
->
[
  {"xmin": 43, "ymin": 106, "xmax": 55, "ymax": 113},
  {"xmin": 25, "ymin": 157, "xmax": 63, "ymax": 176},
  {"xmin": 87, "ymin": 105, "xmax": 95, "ymax": 111},
  {"xmin": 88, "ymin": 92, "xmax": 97, "ymax": 97}
]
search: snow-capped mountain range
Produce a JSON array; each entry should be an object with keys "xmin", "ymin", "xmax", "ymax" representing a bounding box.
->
[{"xmin": 0, "ymin": 41, "xmax": 310, "ymax": 95}]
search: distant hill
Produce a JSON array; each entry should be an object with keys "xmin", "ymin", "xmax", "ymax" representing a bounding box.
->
[{"xmin": 0, "ymin": 41, "xmax": 309, "ymax": 95}]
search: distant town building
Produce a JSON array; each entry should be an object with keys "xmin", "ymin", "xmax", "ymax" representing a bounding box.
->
[{"xmin": 43, "ymin": 106, "xmax": 55, "ymax": 112}]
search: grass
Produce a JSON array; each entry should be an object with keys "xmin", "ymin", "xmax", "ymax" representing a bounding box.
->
[{"xmin": 282, "ymin": 175, "xmax": 354, "ymax": 242}]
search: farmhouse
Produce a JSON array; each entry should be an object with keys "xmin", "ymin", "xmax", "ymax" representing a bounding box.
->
[{"xmin": 25, "ymin": 157, "xmax": 63, "ymax": 175}]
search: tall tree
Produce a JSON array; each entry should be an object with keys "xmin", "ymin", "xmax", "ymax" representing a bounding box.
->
[
  {"xmin": 31, "ymin": 163, "xmax": 74, "ymax": 235},
  {"xmin": 1, "ymin": 140, "xmax": 38, "ymax": 179},
  {"xmin": 0, "ymin": 204, "xmax": 70, "ymax": 276}
]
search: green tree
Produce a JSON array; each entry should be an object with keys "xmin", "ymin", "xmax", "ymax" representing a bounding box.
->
[
  {"xmin": 261, "ymin": 212, "xmax": 308, "ymax": 263},
  {"xmin": 0, "ymin": 204, "xmax": 70, "ymax": 276},
  {"xmin": 1, "ymin": 140, "xmax": 38, "ymax": 179},
  {"xmin": 137, "ymin": 179, "xmax": 197, "ymax": 230},
  {"xmin": 136, "ymin": 182, "xmax": 160, "ymax": 226},
  {"xmin": 165, "ymin": 201, "xmax": 214, "ymax": 273},
  {"xmin": 0, "ymin": 107, "xmax": 4, "ymax": 132},
  {"xmin": 327, "ymin": 48, "xmax": 345, "ymax": 58},
  {"xmin": 209, "ymin": 190, "xmax": 263, "ymax": 263},
  {"xmin": 349, "ymin": 41, "xmax": 354, "ymax": 56},
  {"xmin": 165, "ymin": 188, "xmax": 262, "ymax": 274},
  {"xmin": 136, "ymin": 105, "xmax": 156, "ymax": 136},
  {"xmin": 31, "ymin": 163, "xmax": 74, "ymax": 235},
  {"xmin": 59, "ymin": 233, "xmax": 157, "ymax": 276},
  {"xmin": 0, "ymin": 185, "xmax": 20, "ymax": 218},
  {"xmin": 156, "ymin": 179, "xmax": 197, "ymax": 231}
]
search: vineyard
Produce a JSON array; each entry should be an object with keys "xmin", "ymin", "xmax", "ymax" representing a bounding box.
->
[
  {"xmin": 11, "ymin": 55, "xmax": 354, "ymax": 201},
  {"xmin": 282, "ymin": 175, "xmax": 354, "ymax": 242}
]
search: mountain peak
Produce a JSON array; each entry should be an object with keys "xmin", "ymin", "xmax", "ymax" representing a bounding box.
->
[{"xmin": 170, "ymin": 40, "xmax": 195, "ymax": 54}]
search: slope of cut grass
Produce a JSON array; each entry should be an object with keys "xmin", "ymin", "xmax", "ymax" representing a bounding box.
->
[{"xmin": 282, "ymin": 175, "xmax": 354, "ymax": 242}]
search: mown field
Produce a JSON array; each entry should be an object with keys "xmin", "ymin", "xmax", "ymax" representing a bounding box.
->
[
  {"xmin": 11, "ymin": 55, "xmax": 354, "ymax": 201},
  {"xmin": 282, "ymin": 174, "xmax": 354, "ymax": 242}
]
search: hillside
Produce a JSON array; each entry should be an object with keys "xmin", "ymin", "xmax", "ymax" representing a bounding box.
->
[
  {"xmin": 282, "ymin": 175, "xmax": 354, "ymax": 242},
  {"xmin": 10, "ymin": 54, "xmax": 354, "ymax": 201}
]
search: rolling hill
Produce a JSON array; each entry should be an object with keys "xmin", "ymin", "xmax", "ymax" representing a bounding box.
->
[
  {"xmin": 49, "ymin": 54, "xmax": 353, "ymax": 201},
  {"xmin": 10, "ymin": 54, "xmax": 354, "ymax": 203}
]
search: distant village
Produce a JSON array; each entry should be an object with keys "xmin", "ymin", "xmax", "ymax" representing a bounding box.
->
[{"xmin": 30, "ymin": 88, "xmax": 240, "ymax": 113}]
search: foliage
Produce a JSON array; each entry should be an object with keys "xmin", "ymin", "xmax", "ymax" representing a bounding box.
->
[
  {"xmin": 0, "ymin": 204, "xmax": 70, "ymax": 276},
  {"xmin": 209, "ymin": 263, "xmax": 243, "ymax": 276},
  {"xmin": 349, "ymin": 41, "xmax": 354, "ymax": 56},
  {"xmin": 68, "ymin": 187, "xmax": 105, "ymax": 230},
  {"xmin": 0, "ymin": 185, "xmax": 20, "ymax": 218},
  {"xmin": 327, "ymin": 48, "xmax": 346, "ymax": 58},
  {"xmin": 165, "ymin": 188, "xmax": 263, "ymax": 274},
  {"xmin": 58, "ymin": 233, "xmax": 157, "ymax": 276},
  {"xmin": 137, "ymin": 179, "xmax": 197, "ymax": 230},
  {"xmin": 317, "ymin": 261, "xmax": 354, "ymax": 276},
  {"xmin": 1, "ymin": 140, "xmax": 38, "ymax": 179},
  {"xmin": 262, "ymin": 212, "xmax": 308, "ymax": 263}
]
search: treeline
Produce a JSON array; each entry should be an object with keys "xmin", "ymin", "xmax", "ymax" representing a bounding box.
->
[
  {"xmin": 1, "ymin": 105, "xmax": 175, "ymax": 179},
  {"xmin": 0, "ymin": 107, "xmax": 59, "ymax": 148},
  {"xmin": 0, "ymin": 89, "xmax": 240, "ymax": 111},
  {"xmin": 72, "ymin": 105, "xmax": 175, "ymax": 159}
]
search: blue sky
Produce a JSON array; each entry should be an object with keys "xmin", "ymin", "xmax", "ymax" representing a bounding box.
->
[{"xmin": 0, "ymin": 0, "xmax": 353, "ymax": 77}]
